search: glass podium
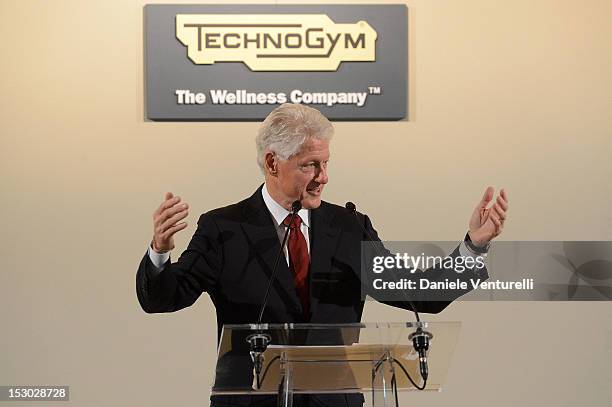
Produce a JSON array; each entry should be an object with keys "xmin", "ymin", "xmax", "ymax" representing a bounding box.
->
[{"xmin": 212, "ymin": 322, "xmax": 461, "ymax": 407}]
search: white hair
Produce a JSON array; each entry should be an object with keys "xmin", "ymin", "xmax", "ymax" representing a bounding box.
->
[{"xmin": 256, "ymin": 103, "xmax": 334, "ymax": 173}]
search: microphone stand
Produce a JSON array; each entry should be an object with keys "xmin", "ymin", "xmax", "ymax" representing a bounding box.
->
[
  {"xmin": 247, "ymin": 200, "xmax": 302, "ymax": 389},
  {"xmin": 345, "ymin": 202, "xmax": 430, "ymax": 389}
]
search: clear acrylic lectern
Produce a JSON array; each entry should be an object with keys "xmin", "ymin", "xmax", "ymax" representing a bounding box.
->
[{"xmin": 212, "ymin": 322, "xmax": 461, "ymax": 407}]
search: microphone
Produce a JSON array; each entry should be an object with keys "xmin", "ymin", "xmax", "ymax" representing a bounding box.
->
[
  {"xmin": 247, "ymin": 199, "xmax": 302, "ymax": 389},
  {"xmin": 409, "ymin": 328, "xmax": 432, "ymax": 381},
  {"xmin": 345, "ymin": 201, "xmax": 431, "ymax": 386},
  {"xmin": 290, "ymin": 200, "xmax": 302, "ymax": 214},
  {"xmin": 345, "ymin": 201, "xmax": 356, "ymax": 213}
]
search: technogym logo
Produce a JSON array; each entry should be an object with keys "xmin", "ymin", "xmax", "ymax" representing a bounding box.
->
[{"xmin": 175, "ymin": 14, "xmax": 378, "ymax": 71}]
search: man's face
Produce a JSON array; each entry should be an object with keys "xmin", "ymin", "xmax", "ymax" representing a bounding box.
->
[{"xmin": 271, "ymin": 137, "xmax": 330, "ymax": 210}]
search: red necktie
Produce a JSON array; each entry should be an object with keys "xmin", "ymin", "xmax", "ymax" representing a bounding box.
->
[{"xmin": 283, "ymin": 214, "xmax": 310, "ymax": 318}]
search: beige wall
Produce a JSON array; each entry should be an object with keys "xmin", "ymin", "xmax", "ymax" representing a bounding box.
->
[{"xmin": 1, "ymin": 0, "xmax": 610, "ymax": 406}]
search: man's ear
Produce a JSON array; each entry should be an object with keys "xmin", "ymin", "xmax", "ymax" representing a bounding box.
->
[{"xmin": 264, "ymin": 151, "xmax": 277, "ymax": 175}]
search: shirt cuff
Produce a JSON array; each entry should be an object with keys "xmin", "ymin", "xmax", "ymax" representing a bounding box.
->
[
  {"xmin": 459, "ymin": 241, "xmax": 488, "ymax": 261},
  {"xmin": 147, "ymin": 245, "xmax": 170, "ymax": 271}
]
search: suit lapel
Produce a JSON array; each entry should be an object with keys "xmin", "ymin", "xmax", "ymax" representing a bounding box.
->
[
  {"xmin": 309, "ymin": 202, "xmax": 341, "ymax": 319},
  {"xmin": 241, "ymin": 187, "xmax": 303, "ymax": 315}
]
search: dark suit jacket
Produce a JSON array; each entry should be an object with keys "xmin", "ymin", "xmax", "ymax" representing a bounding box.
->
[{"xmin": 136, "ymin": 186, "xmax": 485, "ymax": 406}]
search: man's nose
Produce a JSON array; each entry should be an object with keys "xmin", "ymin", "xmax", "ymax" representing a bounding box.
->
[{"xmin": 315, "ymin": 165, "xmax": 329, "ymax": 184}]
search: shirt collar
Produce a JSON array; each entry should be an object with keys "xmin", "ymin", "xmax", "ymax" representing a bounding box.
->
[{"xmin": 262, "ymin": 183, "xmax": 310, "ymax": 228}]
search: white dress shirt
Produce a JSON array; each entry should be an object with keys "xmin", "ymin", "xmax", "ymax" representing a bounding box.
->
[{"xmin": 261, "ymin": 183, "xmax": 311, "ymax": 261}]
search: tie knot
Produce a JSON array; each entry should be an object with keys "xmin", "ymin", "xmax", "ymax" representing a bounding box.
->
[{"xmin": 283, "ymin": 214, "xmax": 302, "ymax": 229}]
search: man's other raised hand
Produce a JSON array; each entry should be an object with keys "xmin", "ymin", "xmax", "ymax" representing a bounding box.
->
[{"xmin": 152, "ymin": 192, "xmax": 189, "ymax": 253}]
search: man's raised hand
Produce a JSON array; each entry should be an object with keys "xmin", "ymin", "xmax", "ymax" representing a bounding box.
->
[
  {"xmin": 152, "ymin": 192, "xmax": 189, "ymax": 253},
  {"xmin": 468, "ymin": 186, "xmax": 508, "ymax": 246}
]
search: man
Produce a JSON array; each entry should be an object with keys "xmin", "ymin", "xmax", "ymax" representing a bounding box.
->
[{"xmin": 137, "ymin": 103, "xmax": 508, "ymax": 406}]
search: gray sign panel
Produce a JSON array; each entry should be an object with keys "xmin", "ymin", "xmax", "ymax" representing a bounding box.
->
[{"xmin": 144, "ymin": 4, "xmax": 407, "ymax": 121}]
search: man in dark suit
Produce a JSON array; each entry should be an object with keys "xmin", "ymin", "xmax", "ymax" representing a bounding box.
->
[{"xmin": 137, "ymin": 103, "xmax": 509, "ymax": 406}]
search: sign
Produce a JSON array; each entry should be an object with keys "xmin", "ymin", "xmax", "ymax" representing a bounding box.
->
[{"xmin": 145, "ymin": 4, "xmax": 407, "ymax": 120}]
